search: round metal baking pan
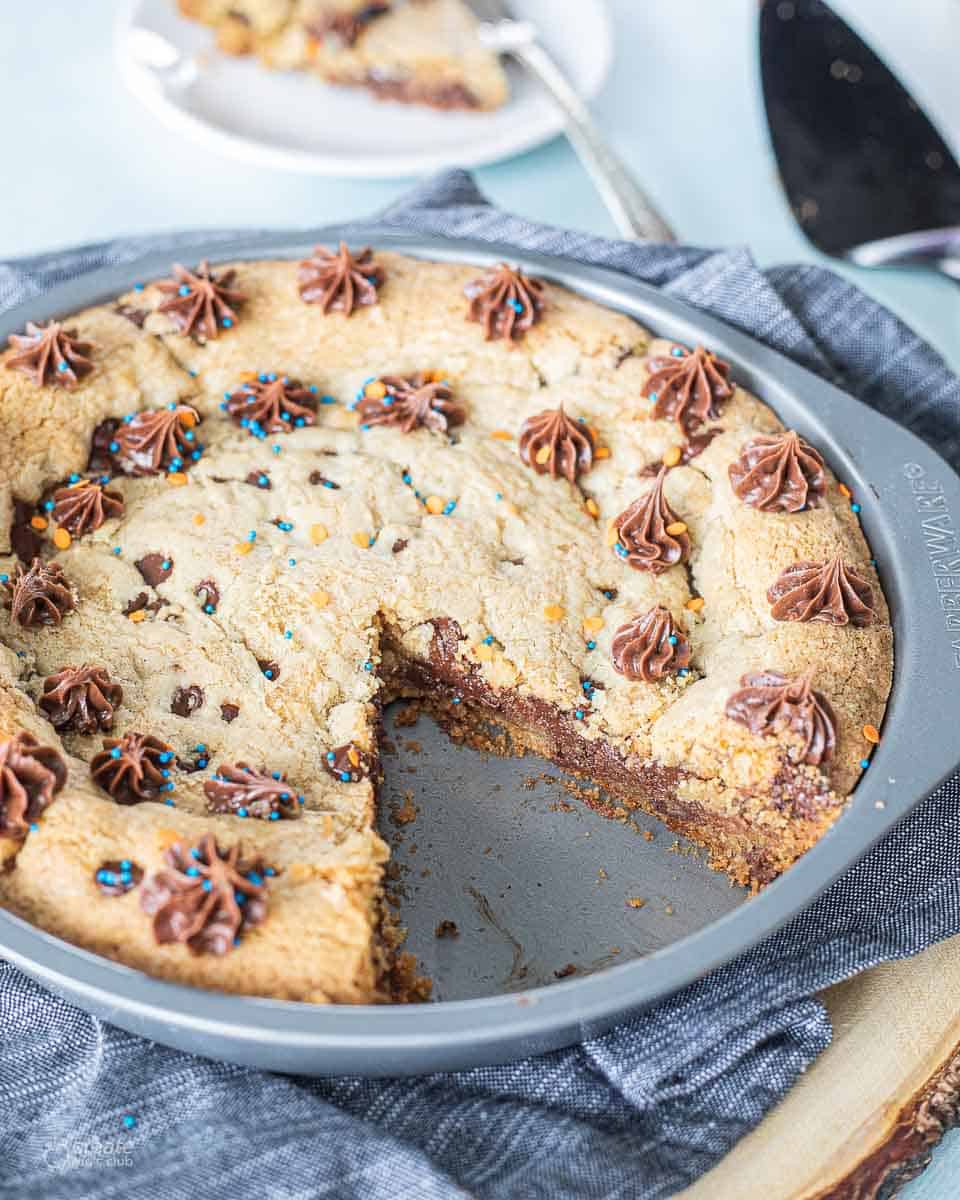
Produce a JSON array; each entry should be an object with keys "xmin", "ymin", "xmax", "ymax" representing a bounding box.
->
[{"xmin": 1, "ymin": 228, "xmax": 959, "ymax": 1076}]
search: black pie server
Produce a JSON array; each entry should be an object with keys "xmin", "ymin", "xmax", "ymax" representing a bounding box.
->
[{"xmin": 759, "ymin": 0, "xmax": 960, "ymax": 280}]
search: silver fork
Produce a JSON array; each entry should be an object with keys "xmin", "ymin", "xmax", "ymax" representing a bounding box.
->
[{"xmin": 469, "ymin": 0, "xmax": 674, "ymax": 242}]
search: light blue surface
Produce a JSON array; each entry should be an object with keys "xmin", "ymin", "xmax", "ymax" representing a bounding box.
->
[{"xmin": 0, "ymin": 1, "xmax": 958, "ymax": 1192}]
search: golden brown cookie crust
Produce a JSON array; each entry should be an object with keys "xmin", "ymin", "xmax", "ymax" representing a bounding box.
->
[{"xmin": 0, "ymin": 251, "xmax": 893, "ymax": 1000}]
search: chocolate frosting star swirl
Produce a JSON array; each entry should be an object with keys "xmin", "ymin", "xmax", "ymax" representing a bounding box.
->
[
  {"xmin": 51, "ymin": 480, "xmax": 124, "ymax": 537},
  {"xmin": 5, "ymin": 321, "xmax": 94, "ymax": 389},
  {"xmin": 729, "ymin": 430, "xmax": 826, "ymax": 512},
  {"xmin": 90, "ymin": 732, "xmax": 174, "ymax": 805},
  {"xmin": 726, "ymin": 670, "xmax": 836, "ymax": 766},
  {"xmin": 298, "ymin": 243, "xmax": 384, "ymax": 314},
  {"xmin": 110, "ymin": 405, "xmax": 201, "ymax": 476},
  {"xmin": 0, "ymin": 731, "xmax": 67, "ymax": 838},
  {"xmin": 518, "ymin": 406, "xmax": 595, "ymax": 483},
  {"xmin": 3, "ymin": 558, "xmax": 76, "ymax": 628},
  {"xmin": 767, "ymin": 552, "xmax": 876, "ymax": 626},
  {"xmin": 226, "ymin": 375, "xmax": 317, "ymax": 434},
  {"xmin": 357, "ymin": 374, "xmax": 465, "ymax": 434},
  {"xmin": 140, "ymin": 833, "xmax": 270, "ymax": 955},
  {"xmin": 643, "ymin": 344, "xmax": 733, "ymax": 432},
  {"xmin": 204, "ymin": 763, "xmax": 303, "ymax": 820},
  {"xmin": 612, "ymin": 467, "xmax": 691, "ymax": 574},
  {"xmin": 611, "ymin": 607, "xmax": 691, "ymax": 682},
  {"xmin": 465, "ymin": 264, "xmax": 546, "ymax": 342},
  {"xmin": 40, "ymin": 665, "xmax": 122, "ymax": 734},
  {"xmin": 156, "ymin": 261, "xmax": 244, "ymax": 340}
]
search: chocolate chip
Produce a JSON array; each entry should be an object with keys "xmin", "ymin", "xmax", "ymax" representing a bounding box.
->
[
  {"xmin": 246, "ymin": 470, "xmax": 272, "ymax": 490},
  {"xmin": 123, "ymin": 591, "xmax": 165, "ymax": 617},
  {"xmin": 257, "ymin": 658, "xmax": 280, "ymax": 682},
  {"xmin": 220, "ymin": 702, "xmax": 240, "ymax": 723},
  {"xmin": 115, "ymin": 304, "xmax": 148, "ymax": 329},
  {"xmin": 435, "ymin": 920, "xmax": 459, "ymax": 939},
  {"xmin": 171, "ymin": 685, "xmax": 204, "ymax": 717},
  {"xmin": 598, "ymin": 587, "xmax": 618, "ymax": 602},
  {"xmin": 136, "ymin": 553, "xmax": 173, "ymax": 586},
  {"xmin": 195, "ymin": 578, "xmax": 220, "ymax": 614},
  {"xmin": 308, "ymin": 471, "xmax": 340, "ymax": 488},
  {"xmin": 95, "ymin": 859, "xmax": 144, "ymax": 896},
  {"xmin": 10, "ymin": 499, "xmax": 45, "ymax": 564},
  {"xmin": 392, "ymin": 539, "xmax": 408, "ymax": 554},
  {"xmin": 554, "ymin": 963, "xmax": 577, "ymax": 979}
]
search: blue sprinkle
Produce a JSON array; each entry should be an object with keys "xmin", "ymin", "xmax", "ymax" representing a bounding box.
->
[
  {"xmin": 586, "ymin": 639, "xmax": 596, "ymax": 651},
  {"xmin": 186, "ymin": 866, "xmax": 199, "ymax": 877},
  {"xmin": 69, "ymin": 472, "xmax": 80, "ymax": 483},
  {"xmin": 163, "ymin": 782, "xmax": 174, "ymax": 792},
  {"xmin": 113, "ymin": 547, "xmax": 122, "ymax": 556},
  {"xmin": 258, "ymin": 475, "xmax": 269, "ymax": 487},
  {"xmin": 184, "ymin": 431, "xmax": 194, "ymax": 442},
  {"xmin": 197, "ymin": 759, "xmax": 208, "ymax": 769},
  {"xmin": 204, "ymin": 604, "xmax": 214, "ymax": 614},
  {"xmin": 247, "ymin": 530, "xmax": 257, "ymax": 542},
  {"xmin": 615, "ymin": 543, "xmax": 628, "ymax": 558},
  {"xmin": 284, "ymin": 629, "xmax": 293, "ymax": 640},
  {"xmin": 190, "ymin": 847, "xmax": 201, "ymax": 859},
  {"xmin": 164, "ymin": 798, "xmax": 175, "ymax": 806},
  {"xmin": 264, "ymin": 670, "xmax": 274, "ymax": 680},
  {"xmin": 495, "ymin": 492, "xmax": 503, "ymax": 501},
  {"xmin": 267, "ymin": 373, "xmax": 276, "ymax": 382},
  {"xmin": 272, "ymin": 445, "xmax": 281, "ymax": 455},
  {"xmin": 288, "ymin": 558, "xmax": 297, "ymax": 567},
  {"xmin": 57, "ymin": 360, "xmax": 69, "ymax": 372},
  {"xmin": 29, "ymin": 823, "xmax": 38, "ymax": 832},
  {"xmin": 0, "ymin": 575, "xmax": 7, "ymax": 584},
  {"xmin": 452, "ymin": 696, "xmax": 461, "ymax": 705},
  {"xmin": 109, "ymin": 441, "xmax": 119, "ymax": 453},
  {"xmin": 668, "ymin": 635, "xmax": 678, "ymax": 646},
  {"xmin": 133, "ymin": 283, "xmax": 144, "ymax": 292},
  {"xmin": 238, "ymin": 808, "xmax": 247, "ymax": 818},
  {"xmin": 247, "ymin": 871, "xmax": 262, "ymax": 886},
  {"xmin": 363, "ymin": 660, "xmax": 373, "ymax": 671},
  {"xmin": 178, "ymin": 284, "xmax": 191, "ymax": 296},
  {"xmin": 851, "ymin": 502, "xmax": 862, "ymax": 513},
  {"xmin": 158, "ymin": 751, "xmax": 174, "ymax": 764},
  {"xmin": 482, "ymin": 635, "xmax": 494, "ymax": 645},
  {"xmin": 575, "ymin": 710, "xmax": 584, "ymax": 720},
  {"xmin": 42, "ymin": 500, "xmax": 54, "ymax": 512},
  {"xmin": 340, "ymin": 772, "xmax": 351, "ymax": 782},
  {"xmin": 264, "ymin": 867, "xmax": 275, "ymax": 877},
  {"xmin": 221, "ymin": 317, "xmax": 233, "ymax": 328},
  {"xmin": 161, "ymin": 560, "xmax": 171, "ymax": 570},
  {"xmin": 321, "ymin": 395, "xmax": 335, "ymax": 405},
  {"xmin": 202, "ymin": 879, "xmax": 212, "ymax": 891},
  {"xmin": 121, "ymin": 859, "xmax": 131, "ymax": 870},
  {"xmin": 648, "ymin": 392, "xmax": 658, "ymax": 403},
  {"xmin": 443, "ymin": 500, "xmax": 457, "ymax": 515},
  {"xmin": 269, "ymin": 812, "xmax": 279, "ymax": 821},
  {"xmin": 326, "ymin": 751, "xmax": 334, "ymax": 761},
  {"xmin": 508, "ymin": 299, "xmax": 523, "ymax": 313},
  {"xmin": 671, "ymin": 346, "xmax": 685, "ymax": 357},
  {"xmin": 122, "ymin": 1115, "xmax": 137, "ymax": 1130},
  {"xmin": 110, "ymin": 747, "xmax": 122, "ymax": 759},
  {"xmin": 678, "ymin": 668, "xmax": 690, "ymax": 677},
  {"xmin": 235, "ymin": 891, "xmax": 247, "ymax": 904},
  {"xmin": 860, "ymin": 758, "xmax": 870, "ymax": 769}
]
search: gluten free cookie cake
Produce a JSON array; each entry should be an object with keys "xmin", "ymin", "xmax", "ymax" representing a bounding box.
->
[{"xmin": 0, "ymin": 247, "xmax": 892, "ymax": 1003}]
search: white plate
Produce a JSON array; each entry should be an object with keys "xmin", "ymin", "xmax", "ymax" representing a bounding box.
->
[{"xmin": 116, "ymin": 0, "xmax": 612, "ymax": 178}]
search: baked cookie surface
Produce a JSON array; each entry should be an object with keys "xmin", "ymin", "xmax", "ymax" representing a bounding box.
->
[{"xmin": 0, "ymin": 249, "xmax": 892, "ymax": 1002}]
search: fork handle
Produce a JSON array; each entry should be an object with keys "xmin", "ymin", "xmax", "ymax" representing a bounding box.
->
[{"xmin": 508, "ymin": 39, "xmax": 675, "ymax": 243}]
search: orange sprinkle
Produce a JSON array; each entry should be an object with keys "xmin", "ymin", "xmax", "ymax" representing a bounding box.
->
[
  {"xmin": 30, "ymin": 516, "xmax": 48, "ymax": 531},
  {"xmin": 543, "ymin": 603, "xmax": 565, "ymax": 622},
  {"xmin": 424, "ymin": 369, "xmax": 446, "ymax": 383},
  {"xmin": 364, "ymin": 380, "xmax": 387, "ymax": 401},
  {"xmin": 490, "ymin": 430, "xmax": 513, "ymax": 441},
  {"xmin": 838, "ymin": 482, "xmax": 852, "ymax": 499},
  {"xmin": 583, "ymin": 615, "xmax": 604, "ymax": 635},
  {"xmin": 52, "ymin": 527, "xmax": 71, "ymax": 551},
  {"xmin": 352, "ymin": 531, "xmax": 373, "ymax": 548},
  {"xmin": 310, "ymin": 523, "xmax": 328, "ymax": 545},
  {"xmin": 585, "ymin": 498, "xmax": 600, "ymax": 519},
  {"xmin": 686, "ymin": 597, "xmax": 705, "ymax": 613},
  {"xmin": 310, "ymin": 590, "xmax": 330, "ymax": 609},
  {"xmin": 234, "ymin": 542, "xmax": 254, "ymax": 556},
  {"xmin": 192, "ymin": 513, "xmax": 206, "ymax": 527},
  {"xmin": 863, "ymin": 724, "xmax": 881, "ymax": 745},
  {"xmin": 594, "ymin": 446, "xmax": 611, "ymax": 460},
  {"xmin": 178, "ymin": 409, "xmax": 197, "ymax": 428},
  {"xmin": 424, "ymin": 496, "xmax": 445, "ymax": 515},
  {"xmin": 128, "ymin": 609, "xmax": 146, "ymax": 623},
  {"xmin": 605, "ymin": 519, "xmax": 620, "ymax": 547},
  {"xmin": 662, "ymin": 445, "xmax": 683, "ymax": 468},
  {"xmin": 475, "ymin": 643, "xmax": 494, "ymax": 662},
  {"xmin": 167, "ymin": 472, "xmax": 188, "ymax": 488},
  {"xmin": 348, "ymin": 747, "xmax": 360, "ymax": 767},
  {"xmin": 666, "ymin": 521, "xmax": 688, "ymax": 536},
  {"xmin": 535, "ymin": 446, "xmax": 551, "ymax": 465}
]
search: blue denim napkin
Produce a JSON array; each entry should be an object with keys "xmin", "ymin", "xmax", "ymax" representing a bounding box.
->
[{"xmin": 1, "ymin": 170, "xmax": 959, "ymax": 1200}]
